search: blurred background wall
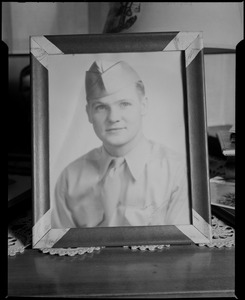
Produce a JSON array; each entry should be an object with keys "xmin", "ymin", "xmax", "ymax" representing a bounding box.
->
[
  {"xmin": 3, "ymin": 2, "xmax": 243, "ymax": 157},
  {"xmin": 3, "ymin": 2, "xmax": 243, "ymax": 53}
]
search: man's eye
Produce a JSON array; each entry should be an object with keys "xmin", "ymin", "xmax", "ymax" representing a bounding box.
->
[
  {"xmin": 120, "ymin": 102, "xmax": 131, "ymax": 108},
  {"xmin": 95, "ymin": 105, "xmax": 106, "ymax": 111}
]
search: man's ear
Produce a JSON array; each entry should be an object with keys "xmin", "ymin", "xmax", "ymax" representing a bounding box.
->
[
  {"xmin": 86, "ymin": 104, "xmax": 93, "ymax": 124},
  {"xmin": 140, "ymin": 96, "xmax": 148, "ymax": 116}
]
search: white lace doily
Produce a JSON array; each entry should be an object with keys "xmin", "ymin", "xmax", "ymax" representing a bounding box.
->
[
  {"xmin": 198, "ymin": 215, "xmax": 235, "ymax": 248},
  {"xmin": 8, "ymin": 214, "xmax": 234, "ymax": 256}
]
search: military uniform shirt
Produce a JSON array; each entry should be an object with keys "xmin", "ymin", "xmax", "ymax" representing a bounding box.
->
[{"xmin": 52, "ymin": 137, "xmax": 191, "ymax": 228}]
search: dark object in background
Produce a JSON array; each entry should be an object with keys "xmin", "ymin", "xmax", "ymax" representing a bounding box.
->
[
  {"xmin": 211, "ymin": 204, "xmax": 235, "ymax": 228},
  {"xmin": 8, "ymin": 62, "xmax": 31, "ymax": 156},
  {"xmin": 8, "ymin": 62, "xmax": 31, "ymax": 175},
  {"xmin": 103, "ymin": 2, "xmax": 140, "ymax": 33}
]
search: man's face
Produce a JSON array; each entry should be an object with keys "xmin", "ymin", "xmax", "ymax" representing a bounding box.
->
[{"xmin": 86, "ymin": 84, "xmax": 148, "ymax": 150}]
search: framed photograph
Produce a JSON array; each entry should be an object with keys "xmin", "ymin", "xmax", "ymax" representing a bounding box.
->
[{"xmin": 31, "ymin": 32, "xmax": 212, "ymax": 248}]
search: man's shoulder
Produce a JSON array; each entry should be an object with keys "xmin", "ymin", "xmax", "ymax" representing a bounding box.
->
[
  {"xmin": 149, "ymin": 140, "xmax": 185, "ymax": 162},
  {"xmin": 62, "ymin": 146, "xmax": 102, "ymax": 174},
  {"xmin": 148, "ymin": 140, "xmax": 187, "ymax": 176}
]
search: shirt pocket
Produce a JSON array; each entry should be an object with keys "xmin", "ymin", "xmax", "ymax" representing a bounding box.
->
[{"xmin": 124, "ymin": 203, "xmax": 155, "ymax": 226}]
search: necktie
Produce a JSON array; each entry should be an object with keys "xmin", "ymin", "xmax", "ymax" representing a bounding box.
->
[{"xmin": 101, "ymin": 157, "xmax": 125, "ymax": 226}]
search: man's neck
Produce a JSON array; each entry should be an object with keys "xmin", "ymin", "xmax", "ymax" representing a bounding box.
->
[{"xmin": 103, "ymin": 132, "xmax": 144, "ymax": 157}]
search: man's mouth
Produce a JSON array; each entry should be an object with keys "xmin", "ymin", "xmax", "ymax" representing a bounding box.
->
[{"xmin": 106, "ymin": 127, "xmax": 125, "ymax": 132}]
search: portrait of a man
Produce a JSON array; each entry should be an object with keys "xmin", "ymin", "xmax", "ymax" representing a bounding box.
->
[{"xmin": 51, "ymin": 55, "xmax": 191, "ymax": 228}]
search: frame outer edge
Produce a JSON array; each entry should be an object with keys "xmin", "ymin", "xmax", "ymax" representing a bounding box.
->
[
  {"xmin": 30, "ymin": 36, "xmax": 63, "ymax": 69},
  {"xmin": 32, "ymin": 209, "xmax": 51, "ymax": 246},
  {"xmin": 163, "ymin": 32, "xmax": 203, "ymax": 66},
  {"xmin": 176, "ymin": 224, "xmax": 210, "ymax": 244},
  {"xmin": 31, "ymin": 53, "xmax": 50, "ymax": 225},
  {"xmin": 45, "ymin": 32, "xmax": 179, "ymax": 54},
  {"xmin": 192, "ymin": 209, "xmax": 212, "ymax": 240},
  {"xmin": 163, "ymin": 32, "xmax": 200, "ymax": 50},
  {"xmin": 33, "ymin": 229, "xmax": 70, "ymax": 248},
  {"xmin": 185, "ymin": 32, "xmax": 204, "ymax": 67},
  {"xmin": 185, "ymin": 44, "xmax": 211, "ymax": 225}
]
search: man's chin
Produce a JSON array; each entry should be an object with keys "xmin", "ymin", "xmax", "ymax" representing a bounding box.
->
[
  {"xmin": 104, "ymin": 140, "xmax": 127, "ymax": 148},
  {"xmin": 102, "ymin": 136, "xmax": 130, "ymax": 148}
]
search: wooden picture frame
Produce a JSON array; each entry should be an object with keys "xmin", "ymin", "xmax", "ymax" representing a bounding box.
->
[{"xmin": 31, "ymin": 32, "xmax": 212, "ymax": 248}]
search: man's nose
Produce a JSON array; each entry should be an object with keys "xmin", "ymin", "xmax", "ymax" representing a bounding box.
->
[{"xmin": 107, "ymin": 107, "xmax": 121, "ymax": 122}]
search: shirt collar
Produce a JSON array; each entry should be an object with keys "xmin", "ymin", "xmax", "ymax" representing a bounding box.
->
[
  {"xmin": 98, "ymin": 136, "xmax": 151, "ymax": 181},
  {"xmin": 98, "ymin": 146, "xmax": 114, "ymax": 181},
  {"xmin": 124, "ymin": 136, "xmax": 151, "ymax": 180}
]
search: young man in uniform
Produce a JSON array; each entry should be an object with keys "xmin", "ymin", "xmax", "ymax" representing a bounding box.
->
[{"xmin": 52, "ymin": 60, "xmax": 191, "ymax": 228}]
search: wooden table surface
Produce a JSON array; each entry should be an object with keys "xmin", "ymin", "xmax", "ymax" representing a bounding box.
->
[{"xmin": 8, "ymin": 244, "xmax": 235, "ymax": 298}]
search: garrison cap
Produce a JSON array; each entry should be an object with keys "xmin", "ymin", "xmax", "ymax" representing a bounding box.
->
[{"xmin": 85, "ymin": 60, "xmax": 141, "ymax": 101}]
